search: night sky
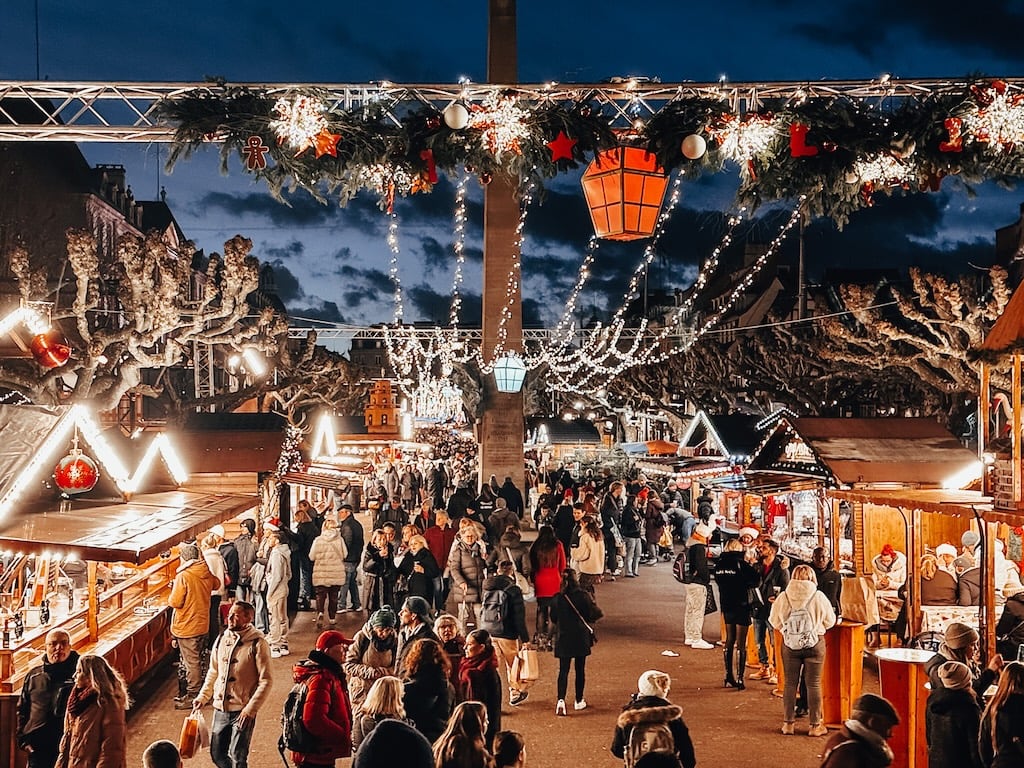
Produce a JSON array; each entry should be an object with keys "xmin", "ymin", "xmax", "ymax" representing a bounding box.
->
[{"xmin": 3, "ymin": 1, "xmax": 1024, "ymax": 335}]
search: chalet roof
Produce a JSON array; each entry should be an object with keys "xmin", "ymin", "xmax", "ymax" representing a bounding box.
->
[
  {"xmin": 528, "ymin": 418, "xmax": 601, "ymax": 444},
  {"xmin": 762, "ymin": 417, "xmax": 979, "ymax": 487},
  {"xmin": 680, "ymin": 411, "xmax": 763, "ymax": 457},
  {"xmin": 176, "ymin": 412, "xmax": 287, "ymax": 473},
  {"xmin": 979, "ymin": 279, "xmax": 1024, "ymax": 352}
]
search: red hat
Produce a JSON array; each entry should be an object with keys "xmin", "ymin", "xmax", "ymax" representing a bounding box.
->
[
  {"xmin": 637, "ymin": 488, "xmax": 649, "ymax": 501},
  {"xmin": 316, "ymin": 630, "xmax": 351, "ymax": 651},
  {"xmin": 563, "ymin": 488, "xmax": 574, "ymax": 500},
  {"xmin": 881, "ymin": 543, "xmax": 896, "ymax": 558}
]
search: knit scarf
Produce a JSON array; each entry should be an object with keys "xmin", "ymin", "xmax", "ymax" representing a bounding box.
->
[
  {"xmin": 459, "ymin": 647, "xmax": 498, "ymax": 689},
  {"xmin": 67, "ymin": 685, "xmax": 98, "ymax": 718}
]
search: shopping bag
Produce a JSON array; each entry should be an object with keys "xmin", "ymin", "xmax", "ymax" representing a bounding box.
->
[
  {"xmin": 178, "ymin": 710, "xmax": 208, "ymax": 759},
  {"xmin": 516, "ymin": 647, "xmax": 540, "ymax": 682}
]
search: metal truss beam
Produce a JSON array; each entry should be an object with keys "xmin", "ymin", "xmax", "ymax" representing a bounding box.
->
[
  {"xmin": 0, "ymin": 77, "xmax": 1016, "ymax": 142},
  {"xmin": 287, "ymin": 325, "xmax": 683, "ymax": 344}
]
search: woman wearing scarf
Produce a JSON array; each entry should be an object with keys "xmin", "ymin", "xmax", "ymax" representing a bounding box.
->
[
  {"xmin": 458, "ymin": 629, "xmax": 503, "ymax": 747},
  {"xmin": 923, "ymin": 622, "xmax": 1004, "ymax": 705},
  {"xmin": 56, "ymin": 654, "xmax": 129, "ymax": 768}
]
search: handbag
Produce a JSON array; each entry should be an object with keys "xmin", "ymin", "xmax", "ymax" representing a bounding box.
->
[
  {"xmin": 658, "ymin": 528, "xmax": 674, "ymax": 549},
  {"xmin": 506, "ymin": 547, "xmax": 535, "ymax": 602},
  {"xmin": 704, "ymin": 585, "xmax": 718, "ymax": 615},
  {"xmin": 565, "ymin": 595, "xmax": 598, "ymax": 644},
  {"xmin": 512, "ymin": 646, "xmax": 540, "ymax": 686}
]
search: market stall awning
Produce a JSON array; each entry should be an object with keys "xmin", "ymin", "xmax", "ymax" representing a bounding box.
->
[
  {"xmin": 645, "ymin": 439, "xmax": 679, "ymax": 456},
  {"xmin": 827, "ymin": 488, "xmax": 1024, "ymax": 524},
  {"xmin": 703, "ymin": 470, "xmax": 824, "ymax": 496},
  {"xmin": 0, "ymin": 490, "xmax": 257, "ymax": 563}
]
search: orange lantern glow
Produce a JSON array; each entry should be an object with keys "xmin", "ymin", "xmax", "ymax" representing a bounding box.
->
[{"xmin": 581, "ymin": 146, "xmax": 669, "ymax": 241}]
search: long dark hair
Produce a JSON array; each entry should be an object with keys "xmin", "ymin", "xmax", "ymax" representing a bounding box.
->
[
  {"xmin": 530, "ymin": 525, "xmax": 561, "ymax": 570},
  {"xmin": 493, "ymin": 730, "xmax": 525, "ymax": 768},
  {"xmin": 981, "ymin": 662, "xmax": 1024, "ymax": 753},
  {"xmin": 559, "ymin": 568, "xmax": 581, "ymax": 594}
]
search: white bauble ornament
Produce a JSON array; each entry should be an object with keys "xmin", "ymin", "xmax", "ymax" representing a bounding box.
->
[
  {"xmin": 845, "ymin": 170, "xmax": 861, "ymax": 184},
  {"xmin": 444, "ymin": 103, "xmax": 470, "ymax": 130},
  {"xmin": 681, "ymin": 134, "xmax": 707, "ymax": 160}
]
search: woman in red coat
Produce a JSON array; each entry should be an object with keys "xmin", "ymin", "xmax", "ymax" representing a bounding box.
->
[
  {"xmin": 291, "ymin": 630, "xmax": 353, "ymax": 766},
  {"xmin": 529, "ymin": 525, "xmax": 566, "ymax": 649}
]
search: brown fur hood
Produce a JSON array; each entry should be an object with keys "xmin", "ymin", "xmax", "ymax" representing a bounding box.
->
[{"xmin": 616, "ymin": 702, "xmax": 683, "ymax": 729}]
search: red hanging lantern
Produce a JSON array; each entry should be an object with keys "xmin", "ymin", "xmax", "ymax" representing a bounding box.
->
[
  {"xmin": 54, "ymin": 452, "xmax": 99, "ymax": 495},
  {"xmin": 30, "ymin": 331, "xmax": 71, "ymax": 369},
  {"xmin": 581, "ymin": 145, "xmax": 669, "ymax": 241}
]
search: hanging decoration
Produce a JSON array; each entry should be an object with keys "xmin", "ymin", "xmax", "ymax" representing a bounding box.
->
[
  {"xmin": 788, "ymin": 123, "xmax": 819, "ymax": 157},
  {"xmin": 270, "ymin": 94, "xmax": 328, "ymax": 154},
  {"xmin": 30, "ymin": 331, "xmax": 71, "ymax": 369},
  {"xmin": 680, "ymin": 134, "xmax": 707, "ymax": 160},
  {"xmin": 242, "ymin": 136, "xmax": 270, "ymax": 170},
  {"xmin": 581, "ymin": 145, "xmax": 669, "ymax": 240},
  {"xmin": 443, "ymin": 102, "xmax": 470, "ymax": 130},
  {"xmin": 53, "ymin": 427, "xmax": 99, "ymax": 495},
  {"xmin": 547, "ymin": 130, "xmax": 578, "ymax": 161}
]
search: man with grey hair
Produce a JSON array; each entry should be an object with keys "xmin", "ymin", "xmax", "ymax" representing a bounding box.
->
[{"xmin": 17, "ymin": 628, "xmax": 79, "ymax": 768}]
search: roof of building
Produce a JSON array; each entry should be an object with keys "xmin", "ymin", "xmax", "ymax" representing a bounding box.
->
[{"xmin": 528, "ymin": 418, "xmax": 602, "ymax": 444}]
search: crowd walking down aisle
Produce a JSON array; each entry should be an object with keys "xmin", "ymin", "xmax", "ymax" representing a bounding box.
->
[{"xmin": 119, "ymin": 510, "xmax": 850, "ymax": 768}]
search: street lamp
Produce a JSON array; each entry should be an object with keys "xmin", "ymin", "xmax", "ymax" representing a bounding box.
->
[{"xmin": 492, "ymin": 352, "xmax": 527, "ymax": 393}]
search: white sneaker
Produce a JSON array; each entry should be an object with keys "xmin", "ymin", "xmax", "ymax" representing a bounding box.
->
[
  {"xmin": 574, "ymin": 699, "xmax": 588, "ymax": 710},
  {"xmin": 270, "ymin": 648, "xmax": 282, "ymax": 659},
  {"xmin": 555, "ymin": 699, "xmax": 567, "ymax": 716},
  {"xmin": 683, "ymin": 639, "xmax": 695, "ymax": 646},
  {"xmin": 278, "ymin": 646, "xmax": 291, "ymax": 657},
  {"xmin": 690, "ymin": 639, "xmax": 715, "ymax": 650}
]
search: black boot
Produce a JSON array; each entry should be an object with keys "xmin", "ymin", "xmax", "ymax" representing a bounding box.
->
[
  {"xmin": 724, "ymin": 651, "xmax": 738, "ymax": 688},
  {"xmin": 735, "ymin": 649, "xmax": 746, "ymax": 689}
]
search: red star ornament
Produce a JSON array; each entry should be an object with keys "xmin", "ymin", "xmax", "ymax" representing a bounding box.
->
[
  {"xmin": 547, "ymin": 130, "xmax": 577, "ymax": 162},
  {"xmin": 313, "ymin": 130, "xmax": 342, "ymax": 158}
]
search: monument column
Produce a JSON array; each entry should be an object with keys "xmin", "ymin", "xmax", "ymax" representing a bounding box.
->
[{"xmin": 478, "ymin": 0, "xmax": 525, "ymax": 494}]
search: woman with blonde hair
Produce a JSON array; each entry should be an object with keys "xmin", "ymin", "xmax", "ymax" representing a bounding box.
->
[
  {"xmin": 920, "ymin": 552, "xmax": 958, "ymax": 606},
  {"xmin": 352, "ymin": 675, "xmax": 415, "ymax": 750},
  {"xmin": 436, "ymin": 613, "xmax": 467, "ymax": 692},
  {"xmin": 433, "ymin": 700, "xmax": 494, "ymax": 768},
  {"xmin": 57, "ymin": 654, "xmax": 130, "ymax": 768},
  {"xmin": 309, "ymin": 516, "xmax": 348, "ymax": 629},
  {"xmin": 769, "ymin": 564, "xmax": 836, "ymax": 737},
  {"xmin": 398, "ymin": 533, "xmax": 441, "ymax": 607},
  {"xmin": 979, "ymin": 661, "xmax": 1024, "ymax": 767}
]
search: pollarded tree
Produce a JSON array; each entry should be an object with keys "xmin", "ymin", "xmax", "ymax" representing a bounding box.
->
[{"xmin": 3, "ymin": 229, "xmax": 285, "ymax": 413}]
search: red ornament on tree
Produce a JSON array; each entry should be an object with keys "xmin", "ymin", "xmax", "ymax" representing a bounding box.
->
[
  {"xmin": 30, "ymin": 331, "xmax": 71, "ymax": 369},
  {"xmin": 939, "ymin": 117, "xmax": 964, "ymax": 153},
  {"xmin": 546, "ymin": 130, "xmax": 578, "ymax": 162},
  {"xmin": 54, "ymin": 452, "xmax": 99, "ymax": 495},
  {"xmin": 789, "ymin": 123, "xmax": 819, "ymax": 157}
]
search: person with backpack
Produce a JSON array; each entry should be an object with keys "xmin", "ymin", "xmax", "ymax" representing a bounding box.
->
[
  {"xmin": 193, "ymin": 601, "xmax": 272, "ymax": 768},
  {"xmin": 480, "ymin": 560, "xmax": 532, "ymax": 707},
  {"xmin": 283, "ymin": 629, "xmax": 353, "ymax": 767},
  {"xmin": 768, "ymin": 564, "xmax": 837, "ymax": 736},
  {"xmin": 610, "ymin": 670, "xmax": 696, "ymax": 768}
]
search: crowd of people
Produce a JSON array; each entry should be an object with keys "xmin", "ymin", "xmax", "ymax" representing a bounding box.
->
[{"xmin": 16, "ymin": 462, "xmax": 1024, "ymax": 768}]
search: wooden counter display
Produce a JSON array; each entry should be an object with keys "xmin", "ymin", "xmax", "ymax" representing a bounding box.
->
[
  {"xmin": 0, "ymin": 554, "xmax": 179, "ymax": 768},
  {"xmin": 875, "ymin": 647, "xmax": 933, "ymax": 768},
  {"xmin": 822, "ymin": 620, "xmax": 864, "ymax": 726}
]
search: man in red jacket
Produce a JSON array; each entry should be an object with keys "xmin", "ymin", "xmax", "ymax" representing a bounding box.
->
[
  {"xmin": 423, "ymin": 510, "xmax": 457, "ymax": 612},
  {"xmin": 291, "ymin": 630, "xmax": 353, "ymax": 766}
]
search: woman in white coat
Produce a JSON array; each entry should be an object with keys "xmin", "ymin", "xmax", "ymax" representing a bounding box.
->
[
  {"xmin": 309, "ymin": 517, "xmax": 348, "ymax": 629},
  {"xmin": 769, "ymin": 564, "xmax": 837, "ymax": 738},
  {"xmin": 570, "ymin": 516, "xmax": 606, "ymax": 595}
]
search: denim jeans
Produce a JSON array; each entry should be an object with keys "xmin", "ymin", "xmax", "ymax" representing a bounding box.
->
[
  {"xmin": 624, "ymin": 537, "xmax": 643, "ymax": 576},
  {"xmin": 781, "ymin": 638, "xmax": 825, "ymax": 725},
  {"xmin": 342, "ymin": 561, "xmax": 361, "ymax": 610},
  {"xmin": 210, "ymin": 709, "xmax": 254, "ymax": 768},
  {"xmin": 753, "ymin": 617, "xmax": 770, "ymax": 665}
]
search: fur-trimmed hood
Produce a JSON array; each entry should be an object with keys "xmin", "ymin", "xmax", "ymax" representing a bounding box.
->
[{"xmin": 616, "ymin": 700, "xmax": 682, "ymax": 729}]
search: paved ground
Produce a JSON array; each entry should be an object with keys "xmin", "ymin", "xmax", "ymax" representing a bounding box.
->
[{"xmin": 126, "ymin": 527, "xmax": 880, "ymax": 767}]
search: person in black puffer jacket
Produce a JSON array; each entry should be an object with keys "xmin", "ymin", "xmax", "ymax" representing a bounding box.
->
[
  {"xmin": 714, "ymin": 539, "xmax": 760, "ymax": 689},
  {"xmin": 926, "ymin": 661, "xmax": 983, "ymax": 768},
  {"xmin": 610, "ymin": 670, "xmax": 696, "ymax": 768}
]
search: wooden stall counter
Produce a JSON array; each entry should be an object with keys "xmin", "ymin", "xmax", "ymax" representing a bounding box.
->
[
  {"xmin": 822, "ymin": 620, "xmax": 864, "ymax": 727},
  {"xmin": 875, "ymin": 647, "xmax": 932, "ymax": 768}
]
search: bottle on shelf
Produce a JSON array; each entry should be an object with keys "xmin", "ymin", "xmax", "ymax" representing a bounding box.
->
[
  {"xmin": 2, "ymin": 617, "xmax": 9, "ymax": 649},
  {"xmin": 13, "ymin": 611, "xmax": 23, "ymax": 641},
  {"xmin": 40, "ymin": 598, "xmax": 50, "ymax": 625}
]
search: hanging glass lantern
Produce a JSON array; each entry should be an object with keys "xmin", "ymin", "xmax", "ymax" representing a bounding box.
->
[
  {"xmin": 493, "ymin": 353, "xmax": 527, "ymax": 393},
  {"xmin": 581, "ymin": 145, "xmax": 669, "ymax": 241}
]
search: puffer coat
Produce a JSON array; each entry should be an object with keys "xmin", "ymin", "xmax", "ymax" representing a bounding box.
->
[
  {"xmin": 309, "ymin": 527, "xmax": 348, "ymax": 587},
  {"xmin": 448, "ymin": 538, "xmax": 487, "ymax": 604},
  {"xmin": 56, "ymin": 688, "xmax": 127, "ymax": 768}
]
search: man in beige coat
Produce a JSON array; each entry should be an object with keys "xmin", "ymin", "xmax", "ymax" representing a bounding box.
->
[
  {"xmin": 194, "ymin": 601, "xmax": 272, "ymax": 768},
  {"xmin": 169, "ymin": 542, "xmax": 220, "ymax": 709}
]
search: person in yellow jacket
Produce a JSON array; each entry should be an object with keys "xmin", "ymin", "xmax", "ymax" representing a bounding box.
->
[{"xmin": 169, "ymin": 541, "xmax": 220, "ymax": 709}]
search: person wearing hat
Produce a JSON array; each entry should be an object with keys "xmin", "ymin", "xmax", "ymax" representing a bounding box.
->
[
  {"xmin": 738, "ymin": 526, "xmax": 760, "ymax": 564},
  {"xmin": 996, "ymin": 577, "xmax": 1024, "ymax": 660},
  {"xmin": 925, "ymin": 660, "xmax": 983, "ymax": 768},
  {"xmin": 935, "ymin": 543, "xmax": 958, "ymax": 575},
  {"xmin": 953, "ymin": 530, "xmax": 979, "ymax": 575},
  {"xmin": 168, "ymin": 542, "xmax": 220, "ymax": 709},
  {"xmin": 396, "ymin": 596, "xmax": 440, "ymax": 669},
  {"xmin": 683, "ymin": 522, "xmax": 716, "ymax": 651},
  {"xmin": 610, "ymin": 670, "xmax": 697, "ymax": 768},
  {"xmin": 820, "ymin": 693, "xmax": 900, "ymax": 767},
  {"xmin": 287, "ymin": 629, "xmax": 353, "ymax": 766},
  {"xmin": 924, "ymin": 622, "xmax": 1004, "ymax": 705},
  {"xmin": 193, "ymin": 601, "xmax": 273, "ymax": 768},
  {"xmin": 343, "ymin": 607, "xmax": 398, "ymax": 713}
]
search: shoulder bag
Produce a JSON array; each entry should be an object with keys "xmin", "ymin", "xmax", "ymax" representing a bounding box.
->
[
  {"xmin": 507, "ymin": 547, "xmax": 535, "ymax": 602},
  {"xmin": 565, "ymin": 595, "xmax": 598, "ymax": 644}
]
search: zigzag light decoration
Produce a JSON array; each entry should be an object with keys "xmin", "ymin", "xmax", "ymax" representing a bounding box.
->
[
  {"xmin": 309, "ymin": 413, "xmax": 339, "ymax": 458},
  {"xmin": 0, "ymin": 405, "xmax": 189, "ymax": 518}
]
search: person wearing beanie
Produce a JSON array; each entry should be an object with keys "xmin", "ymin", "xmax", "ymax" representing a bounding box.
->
[
  {"xmin": 287, "ymin": 628, "xmax": 353, "ymax": 766},
  {"xmin": 871, "ymin": 543, "xmax": 907, "ymax": 591},
  {"xmin": 395, "ymin": 596, "xmax": 440, "ymax": 670},
  {"xmin": 954, "ymin": 531, "xmax": 979, "ymax": 575},
  {"xmin": 169, "ymin": 541, "xmax": 220, "ymax": 708},
  {"xmin": 682, "ymin": 522, "xmax": 715, "ymax": 650},
  {"xmin": 820, "ymin": 693, "xmax": 900, "ymax": 768},
  {"xmin": 610, "ymin": 670, "xmax": 697, "ymax": 768},
  {"xmin": 353, "ymin": 713, "xmax": 433, "ymax": 768},
  {"xmin": 924, "ymin": 621, "xmax": 1004, "ymax": 705},
  {"xmin": 343, "ymin": 607, "xmax": 399, "ymax": 713},
  {"xmin": 928, "ymin": 659, "xmax": 985, "ymax": 768}
]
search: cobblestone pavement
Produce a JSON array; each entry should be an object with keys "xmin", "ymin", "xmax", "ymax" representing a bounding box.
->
[{"xmin": 126, "ymin": 523, "xmax": 879, "ymax": 767}]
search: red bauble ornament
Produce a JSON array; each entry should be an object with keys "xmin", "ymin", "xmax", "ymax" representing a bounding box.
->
[
  {"xmin": 54, "ymin": 452, "xmax": 99, "ymax": 495},
  {"xmin": 30, "ymin": 331, "xmax": 71, "ymax": 369},
  {"xmin": 478, "ymin": 172, "xmax": 493, "ymax": 186},
  {"xmin": 426, "ymin": 115, "xmax": 441, "ymax": 131}
]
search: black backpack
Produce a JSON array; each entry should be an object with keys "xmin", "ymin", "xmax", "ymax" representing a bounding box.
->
[
  {"xmin": 219, "ymin": 541, "xmax": 239, "ymax": 589},
  {"xmin": 279, "ymin": 679, "xmax": 317, "ymax": 755},
  {"xmin": 672, "ymin": 550, "xmax": 690, "ymax": 584},
  {"xmin": 479, "ymin": 584, "xmax": 510, "ymax": 635}
]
